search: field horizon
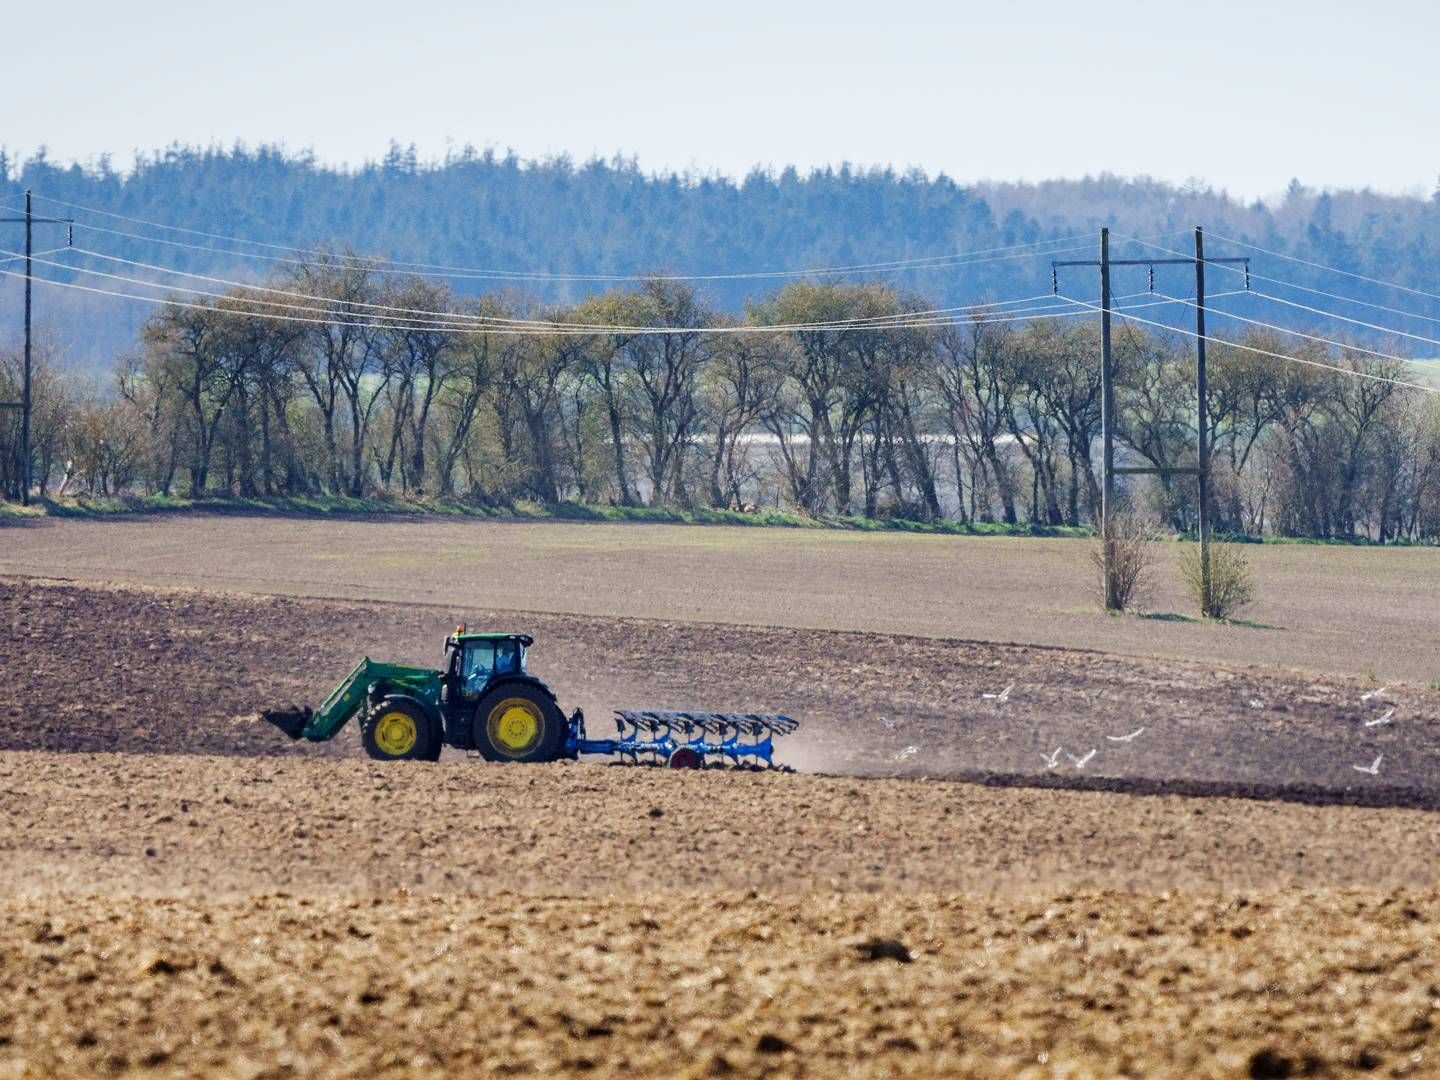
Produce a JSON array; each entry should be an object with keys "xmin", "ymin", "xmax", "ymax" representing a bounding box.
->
[{"xmin": 4, "ymin": 513, "xmax": 1437, "ymax": 684}]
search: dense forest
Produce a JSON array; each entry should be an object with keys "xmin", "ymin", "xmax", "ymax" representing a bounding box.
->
[
  {"xmin": 2, "ymin": 144, "xmax": 1440, "ymax": 368},
  {"xmin": 1, "ymin": 145, "xmax": 1438, "ymax": 541}
]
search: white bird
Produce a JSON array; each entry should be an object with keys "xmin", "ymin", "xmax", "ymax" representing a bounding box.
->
[
  {"xmin": 882, "ymin": 716, "xmax": 897, "ymax": 731},
  {"xmin": 1364, "ymin": 708, "xmax": 1395, "ymax": 728},
  {"xmin": 1248, "ymin": 699, "xmax": 1265, "ymax": 710},
  {"xmin": 1361, "ymin": 687, "xmax": 1389, "ymax": 703},
  {"xmin": 1066, "ymin": 748, "xmax": 1097, "ymax": 769},
  {"xmin": 982, "ymin": 684, "xmax": 1014, "ymax": 703},
  {"xmin": 1353, "ymin": 754, "xmax": 1382, "ymax": 776},
  {"xmin": 1041, "ymin": 747, "xmax": 1063, "ymax": 769},
  {"xmin": 894, "ymin": 745, "xmax": 919, "ymax": 762},
  {"xmin": 1106, "ymin": 727, "xmax": 1145, "ymax": 743}
]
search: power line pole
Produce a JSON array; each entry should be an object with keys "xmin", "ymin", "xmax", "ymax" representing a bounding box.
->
[
  {"xmin": 1054, "ymin": 230, "xmax": 1248, "ymax": 612},
  {"xmin": 1193, "ymin": 226, "xmax": 1212, "ymax": 615},
  {"xmin": 1099, "ymin": 227, "xmax": 1117, "ymax": 608},
  {"xmin": 1, "ymin": 190, "xmax": 73, "ymax": 505}
]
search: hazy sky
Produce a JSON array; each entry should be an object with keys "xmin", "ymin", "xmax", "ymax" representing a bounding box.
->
[{"xmin": 9, "ymin": 0, "xmax": 1438, "ymax": 200}]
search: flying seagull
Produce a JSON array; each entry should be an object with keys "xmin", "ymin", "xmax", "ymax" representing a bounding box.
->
[
  {"xmin": 1106, "ymin": 727, "xmax": 1145, "ymax": 743},
  {"xmin": 894, "ymin": 745, "xmax": 919, "ymax": 762},
  {"xmin": 1353, "ymin": 754, "xmax": 1382, "ymax": 776},
  {"xmin": 1248, "ymin": 699, "xmax": 1265, "ymax": 710},
  {"xmin": 1364, "ymin": 708, "xmax": 1395, "ymax": 728},
  {"xmin": 1066, "ymin": 748, "xmax": 1097, "ymax": 769},
  {"xmin": 1361, "ymin": 687, "xmax": 1389, "ymax": 703},
  {"xmin": 1041, "ymin": 747, "xmax": 1063, "ymax": 769},
  {"xmin": 982, "ymin": 684, "xmax": 1014, "ymax": 703}
]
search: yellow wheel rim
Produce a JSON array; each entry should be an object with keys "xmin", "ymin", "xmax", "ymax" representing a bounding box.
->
[
  {"xmin": 488, "ymin": 698, "xmax": 542, "ymax": 756},
  {"xmin": 374, "ymin": 710, "xmax": 419, "ymax": 757}
]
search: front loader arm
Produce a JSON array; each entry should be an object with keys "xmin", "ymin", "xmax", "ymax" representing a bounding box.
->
[{"xmin": 262, "ymin": 658, "xmax": 438, "ymax": 742}]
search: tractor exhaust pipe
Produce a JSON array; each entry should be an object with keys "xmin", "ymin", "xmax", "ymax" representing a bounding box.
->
[{"xmin": 260, "ymin": 705, "xmax": 313, "ymax": 740}]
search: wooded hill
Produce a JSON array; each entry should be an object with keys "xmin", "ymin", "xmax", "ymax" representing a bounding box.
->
[{"xmin": 3, "ymin": 145, "xmax": 1439, "ymax": 371}]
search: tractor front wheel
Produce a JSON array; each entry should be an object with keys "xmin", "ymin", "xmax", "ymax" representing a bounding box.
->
[
  {"xmin": 473, "ymin": 685, "xmax": 565, "ymax": 763},
  {"xmin": 361, "ymin": 698, "xmax": 442, "ymax": 762}
]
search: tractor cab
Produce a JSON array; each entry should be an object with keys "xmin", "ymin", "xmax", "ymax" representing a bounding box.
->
[{"xmin": 442, "ymin": 628, "xmax": 534, "ymax": 705}]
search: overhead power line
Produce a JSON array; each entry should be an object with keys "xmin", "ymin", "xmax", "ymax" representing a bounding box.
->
[
  {"xmin": 1207, "ymin": 231, "xmax": 1440, "ymax": 308},
  {"xmin": 69, "ymin": 216, "xmax": 1102, "ymax": 284},
  {"xmin": 0, "ymin": 264, "xmax": 1078, "ymax": 334},
  {"xmin": 4, "ymin": 245, "xmax": 1097, "ymax": 333},
  {"xmin": 1119, "ymin": 232, "xmax": 1440, "ymax": 328},
  {"xmin": 15, "ymin": 244, "xmax": 1081, "ymax": 331},
  {"xmin": 32, "ymin": 192, "xmax": 1099, "ymax": 282},
  {"xmin": 2, "ymin": 262, "xmax": 1212, "ymax": 337},
  {"xmin": 1241, "ymin": 290, "xmax": 1440, "ymax": 352},
  {"xmin": 1060, "ymin": 293, "xmax": 1439, "ymax": 395},
  {"xmin": 1152, "ymin": 291, "xmax": 1438, "ymax": 366},
  {"xmin": 10, "ymin": 242, "xmax": 1208, "ymax": 334}
]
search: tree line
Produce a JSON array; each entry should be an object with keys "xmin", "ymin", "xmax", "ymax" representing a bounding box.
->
[{"xmin": 3, "ymin": 264, "xmax": 1438, "ymax": 543}]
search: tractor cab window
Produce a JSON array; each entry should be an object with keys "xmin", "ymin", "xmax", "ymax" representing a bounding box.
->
[
  {"xmin": 462, "ymin": 643, "xmax": 495, "ymax": 693},
  {"xmin": 494, "ymin": 638, "xmax": 523, "ymax": 676},
  {"xmin": 460, "ymin": 639, "xmax": 526, "ymax": 696}
]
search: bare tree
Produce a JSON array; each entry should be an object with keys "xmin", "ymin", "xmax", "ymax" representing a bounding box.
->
[{"xmin": 701, "ymin": 330, "xmax": 783, "ymax": 509}]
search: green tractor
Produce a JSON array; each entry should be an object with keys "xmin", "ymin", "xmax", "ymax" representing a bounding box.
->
[
  {"xmin": 262, "ymin": 625, "xmax": 797, "ymax": 767},
  {"xmin": 265, "ymin": 627, "xmax": 570, "ymax": 763}
]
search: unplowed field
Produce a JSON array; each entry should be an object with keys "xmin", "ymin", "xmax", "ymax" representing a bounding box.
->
[
  {"xmin": 4, "ymin": 514, "xmax": 1438, "ymax": 682},
  {"xmin": 3, "ymin": 519, "xmax": 1440, "ymax": 1077}
]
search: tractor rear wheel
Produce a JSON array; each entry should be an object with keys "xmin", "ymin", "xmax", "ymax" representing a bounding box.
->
[
  {"xmin": 361, "ymin": 698, "xmax": 441, "ymax": 762},
  {"xmin": 473, "ymin": 684, "xmax": 565, "ymax": 763}
]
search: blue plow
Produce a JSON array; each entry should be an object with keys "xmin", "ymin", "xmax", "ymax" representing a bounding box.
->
[{"xmin": 566, "ymin": 709, "xmax": 799, "ymax": 769}]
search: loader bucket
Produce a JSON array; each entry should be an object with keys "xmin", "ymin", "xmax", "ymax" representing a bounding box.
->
[{"xmin": 260, "ymin": 705, "xmax": 313, "ymax": 740}]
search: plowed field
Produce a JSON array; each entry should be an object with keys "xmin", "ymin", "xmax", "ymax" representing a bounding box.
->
[
  {"xmin": 4, "ymin": 576, "xmax": 1438, "ymax": 806},
  {"xmin": 3, "ymin": 519, "xmax": 1440, "ymax": 1077}
]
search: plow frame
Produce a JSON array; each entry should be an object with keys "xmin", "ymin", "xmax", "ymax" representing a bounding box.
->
[{"xmin": 565, "ymin": 709, "xmax": 793, "ymax": 768}]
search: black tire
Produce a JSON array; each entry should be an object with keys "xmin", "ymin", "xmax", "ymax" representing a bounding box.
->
[
  {"xmin": 472, "ymin": 683, "xmax": 565, "ymax": 763},
  {"xmin": 361, "ymin": 698, "xmax": 442, "ymax": 762}
]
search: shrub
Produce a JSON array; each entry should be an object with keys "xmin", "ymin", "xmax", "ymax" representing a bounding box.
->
[
  {"xmin": 1179, "ymin": 540, "xmax": 1257, "ymax": 620},
  {"xmin": 1090, "ymin": 510, "xmax": 1160, "ymax": 612}
]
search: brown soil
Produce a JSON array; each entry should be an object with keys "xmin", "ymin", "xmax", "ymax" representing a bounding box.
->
[
  {"xmin": 2, "ymin": 889, "xmax": 1437, "ymax": 1079},
  {"xmin": 8, "ymin": 752, "xmax": 1440, "ymax": 897},
  {"xmin": 5, "ymin": 576, "xmax": 1438, "ymax": 807},
  {"xmin": 3, "ymin": 751, "xmax": 1440, "ymax": 1077}
]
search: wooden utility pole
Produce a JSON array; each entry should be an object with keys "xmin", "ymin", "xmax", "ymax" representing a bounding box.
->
[
  {"xmin": 1099, "ymin": 227, "xmax": 1118, "ymax": 608},
  {"xmin": 1, "ymin": 190, "xmax": 73, "ymax": 505},
  {"xmin": 21, "ymin": 190, "xmax": 32, "ymax": 506},
  {"xmin": 1053, "ymin": 230, "xmax": 1248, "ymax": 611},
  {"xmin": 1193, "ymin": 226, "xmax": 1212, "ymax": 614}
]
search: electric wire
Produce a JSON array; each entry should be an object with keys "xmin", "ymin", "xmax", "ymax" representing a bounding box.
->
[
  {"xmin": 1207, "ymin": 231, "xmax": 1440, "ymax": 307},
  {"xmin": 3, "ymin": 264, "xmax": 1221, "ymax": 338},
  {"xmin": 1059, "ymin": 293, "xmax": 1440, "ymax": 395},
  {"xmin": 65, "ymin": 216, "xmax": 1102, "ymax": 284},
  {"xmin": 2, "ymin": 267, "xmax": 1134, "ymax": 335},
  {"xmin": 21, "ymin": 244, "xmax": 1079, "ymax": 331},
  {"xmin": 1120, "ymin": 232, "xmax": 1440, "ymax": 328},
  {"xmin": 2, "ymin": 246, "xmax": 1094, "ymax": 333},
  {"xmin": 1151, "ymin": 290, "xmax": 1438, "ymax": 367},
  {"xmin": 32, "ymin": 193, "xmax": 1097, "ymax": 282},
  {"xmin": 1242, "ymin": 289, "xmax": 1440, "ymax": 352},
  {"xmin": 0, "ymin": 246, "xmax": 77, "ymax": 296},
  {"xmin": 1114, "ymin": 230, "xmax": 1440, "ymax": 358}
]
